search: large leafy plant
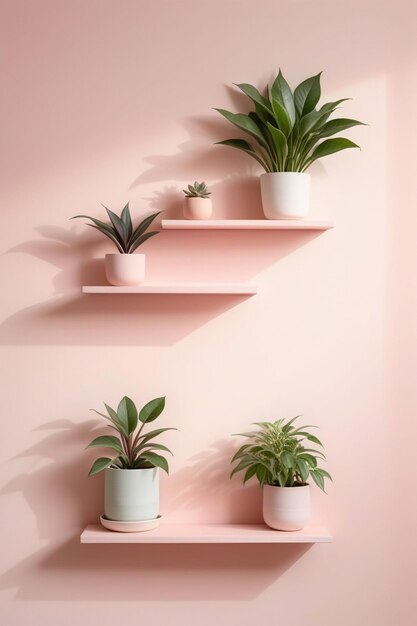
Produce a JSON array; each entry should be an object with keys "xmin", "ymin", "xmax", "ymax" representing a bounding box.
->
[
  {"xmin": 72, "ymin": 203, "xmax": 161, "ymax": 253},
  {"xmin": 87, "ymin": 396, "xmax": 175, "ymax": 476},
  {"xmin": 215, "ymin": 70, "xmax": 365, "ymax": 173},
  {"xmin": 230, "ymin": 417, "xmax": 331, "ymax": 491}
]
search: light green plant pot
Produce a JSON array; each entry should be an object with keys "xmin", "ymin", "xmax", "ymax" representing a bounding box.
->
[{"xmin": 104, "ymin": 467, "xmax": 159, "ymax": 521}]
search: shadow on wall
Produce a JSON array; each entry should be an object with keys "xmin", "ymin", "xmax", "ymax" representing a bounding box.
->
[
  {"xmin": 162, "ymin": 438, "xmax": 263, "ymax": 523},
  {"xmin": 0, "ymin": 419, "xmax": 313, "ymax": 601},
  {"xmin": 0, "ymin": 539, "xmax": 312, "ymax": 601},
  {"xmin": 0, "ymin": 223, "xmax": 324, "ymax": 346},
  {"xmin": 130, "ymin": 114, "xmax": 266, "ymax": 221}
]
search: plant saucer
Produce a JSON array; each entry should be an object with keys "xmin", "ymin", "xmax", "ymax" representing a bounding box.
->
[{"xmin": 100, "ymin": 515, "xmax": 161, "ymax": 533}]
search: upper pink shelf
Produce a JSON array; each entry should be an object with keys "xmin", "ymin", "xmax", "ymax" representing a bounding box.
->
[
  {"xmin": 161, "ymin": 219, "xmax": 334, "ymax": 231},
  {"xmin": 80, "ymin": 523, "xmax": 332, "ymax": 544}
]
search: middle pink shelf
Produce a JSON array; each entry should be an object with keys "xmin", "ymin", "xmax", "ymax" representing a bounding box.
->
[
  {"xmin": 161, "ymin": 219, "xmax": 334, "ymax": 231},
  {"xmin": 82, "ymin": 284, "xmax": 257, "ymax": 295}
]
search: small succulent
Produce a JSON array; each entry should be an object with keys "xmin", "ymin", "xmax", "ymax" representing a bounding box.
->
[
  {"xmin": 87, "ymin": 395, "xmax": 177, "ymax": 476},
  {"xmin": 183, "ymin": 181, "xmax": 211, "ymax": 199},
  {"xmin": 72, "ymin": 203, "xmax": 161, "ymax": 253},
  {"xmin": 230, "ymin": 416, "xmax": 332, "ymax": 491}
]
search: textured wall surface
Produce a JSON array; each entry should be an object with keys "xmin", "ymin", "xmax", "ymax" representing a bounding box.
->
[{"xmin": 1, "ymin": 1, "xmax": 416, "ymax": 624}]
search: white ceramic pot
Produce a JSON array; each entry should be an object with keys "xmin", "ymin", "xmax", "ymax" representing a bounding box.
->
[
  {"xmin": 184, "ymin": 197, "xmax": 213, "ymax": 220},
  {"xmin": 104, "ymin": 467, "xmax": 159, "ymax": 521},
  {"xmin": 105, "ymin": 253, "xmax": 145, "ymax": 286},
  {"xmin": 260, "ymin": 172, "xmax": 310, "ymax": 219},
  {"xmin": 262, "ymin": 484, "xmax": 311, "ymax": 531}
]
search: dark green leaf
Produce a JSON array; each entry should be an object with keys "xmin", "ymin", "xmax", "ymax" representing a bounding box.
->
[
  {"xmin": 310, "ymin": 469, "xmax": 325, "ymax": 491},
  {"xmin": 139, "ymin": 397, "xmax": 166, "ymax": 424},
  {"xmin": 298, "ymin": 109, "xmax": 328, "ymax": 138},
  {"xmin": 140, "ymin": 451, "xmax": 169, "ymax": 474},
  {"xmin": 271, "ymin": 99, "xmax": 291, "ymax": 137},
  {"xmin": 85, "ymin": 224, "xmax": 124, "ymax": 253},
  {"xmin": 318, "ymin": 118, "xmax": 365, "ymax": 138},
  {"xmin": 281, "ymin": 451, "xmax": 296, "ymax": 469},
  {"xmin": 215, "ymin": 139, "xmax": 270, "ymax": 171},
  {"xmin": 231, "ymin": 444, "xmax": 252, "ymax": 463},
  {"xmin": 282, "ymin": 416, "xmax": 301, "ymax": 433},
  {"xmin": 296, "ymin": 458, "xmax": 309, "ymax": 482},
  {"xmin": 88, "ymin": 457, "xmax": 113, "ymax": 476},
  {"xmin": 121, "ymin": 203, "xmax": 133, "ymax": 239},
  {"xmin": 86, "ymin": 436, "xmax": 123, "ymax": 454},
  {"xmin": 314, "ymin": 468, "xmax": 332, "ymax": 481},
  {"xmin": 266, "ymin": 122, "xmax": 288, "ymax": 169},
  {"xmin": 234, "ymin": 83, "xmax": 272, "ymax": 116},
  {"xmin": 256, "ymin": 463, "xmax": 267, "ymax": 485},
  {"xmin": 129, "ymin": 211, "xmax": 162, "ymax": 247},
  {"xmin": 243, "ymin": 464, "xmax": 258, "ymax": 484},
  {"xmin": 214, "ymin": 108, "xmax": 269, "ymax": 150},
  {"xmin": 230, "ymin": 458, "xmax": 255, "ymax": 478},
  {"xmin": 128, "ymin": 230, "xmax": 159, "ymax": 253},
  {"xmin": 102, "ymin": 206, "xmax": 129, "ymax": 250},
  {"xmin": 294, "ymin": 72, "xmax": 322, "ymax": 116},
  {"xmin": 318, "ymin": 98, "xmax": 350, "ymax": 116},
  {"xmin": 308, "ymin": 138, "xmax": 359, "ymax": 166},
  {"xmin": 138, "ymin": 443, "xmax": 173, "ymax": 455},
  {"xmin": 136, "ymin": 427, "xmax": 177, "ymax": 447},
  {"xmin": 117, "ymin": 396, "xmax": 138, "ymax": 435},
  {"xmin": 104, "ymin": 403, "xmax": 129, "ymax": 437},
  {"xmin": 298, "ymin": 453, "xmax": 317, "ymax": 467},
  {"xmin": 270, "ymin": 69, "xmax": 296, "ymax": 125}
]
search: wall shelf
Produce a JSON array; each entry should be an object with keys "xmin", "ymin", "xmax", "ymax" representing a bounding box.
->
[
  {"xmin": 80, "ymin": 523, "xmax": 332, "ymax": 544},
  {"xmin": 161, "ymin": 219, "xmax": 334, "ymax": 231},
  {"xmin": 82, "ymin": 284, "xmax": 257, "ymax": 295}
]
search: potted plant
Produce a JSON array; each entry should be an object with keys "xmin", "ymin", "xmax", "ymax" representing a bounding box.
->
[
  {"xmin": 183, "ymin": 181, "xmax": 213, "ymax": 219},
  {"xmin": 87, "ymin": 395, "xmax": 176, "ymax": 530},
  {"xmin": 215, "ymin": 70, "xmax": 365, "ymax": 219},
  {"xmin": 72, "ymin": 203, "xmax": 161, "ymax": 285},
  {"xmin": 230, "ymin": 416, "xmax": 331, "ymax": 531}
]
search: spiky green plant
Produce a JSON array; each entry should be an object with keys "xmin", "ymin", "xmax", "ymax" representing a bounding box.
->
[
  {"xmin": 86, "ymin": 395, "xmax": 176, "ymax": 476},
  {"xmin": 72, "ymin": 203, "xmax": 161, "ymax": 253},
  {"xmin": 230, "ymin": 416, "xmax": 332, "ymax": 491},
  {"xmin": 183, "ymin": 181, "xmax": 211, "ymax": 198},
  {"xmin": 215, "ymin": 70, "xmax": 365, "ymax": 173}
]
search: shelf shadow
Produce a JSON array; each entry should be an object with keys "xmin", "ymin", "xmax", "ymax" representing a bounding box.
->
[
  {"xmin": 0, "ymin": 537, "xmax": 312, "ymax": 601},
  {"xmin": 1, "ymin": 226, "xmax": 325, "ymax": 346},
  {"xmin": 0, "ymin": 292, "xmax": 252, "ymax": 346}
]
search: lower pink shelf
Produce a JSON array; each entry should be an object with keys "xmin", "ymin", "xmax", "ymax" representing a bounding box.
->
[{"xmin": 80, "ymin": 523, "xmax": 332, "ymax": 544}]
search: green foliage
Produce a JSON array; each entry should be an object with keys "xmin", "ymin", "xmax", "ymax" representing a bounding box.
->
[
  {"xmin": 183, "ymin": 181, "xmax": 211, "ymax": 198},
  {"xmin": 87, "ymin": 396, "xmax": 176, "ymax": 476},
  {"xmin": 215, "ymin": 69, "xmax": 365, "ymax": 172},
  {"xmin": 72, "ymin": 203, "xmax": 161, "ymax": 253},
  {"xmin": 230, "ymin": 416, "xmax": 332, "ymax": 492}
]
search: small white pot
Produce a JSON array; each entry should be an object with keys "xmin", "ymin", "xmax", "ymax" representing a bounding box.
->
[
  {"xmin": 260, "ymin": 172, "xmax": 310, "ymax": 219},
  {"xmin": 184, "ymin": 197, "xmax": 213, "ymax": 220},
  {"xmin": 262, "ymin": 484, "xmax": 311, "ymax": 531},
  {"xmin": 105, "ymin": 253, "xmax": 145, "ymax": 286},
  {"xmin": 104, "ymin": 467, "xmax": 159, "ymax": 522}
]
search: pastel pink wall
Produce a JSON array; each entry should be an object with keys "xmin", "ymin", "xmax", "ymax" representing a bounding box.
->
[{"xmin": 0, "ymin": 1, "xmax": 415, "ymax": 624}]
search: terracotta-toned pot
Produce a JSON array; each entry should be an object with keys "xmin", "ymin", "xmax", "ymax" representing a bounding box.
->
[
  {"xmin": 105, "ymin": 253, "xmax": 145, "ymax": 286},
  {"xmin": 184, "ymin": 197, "xmax": 213, "ymax": 220}
]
